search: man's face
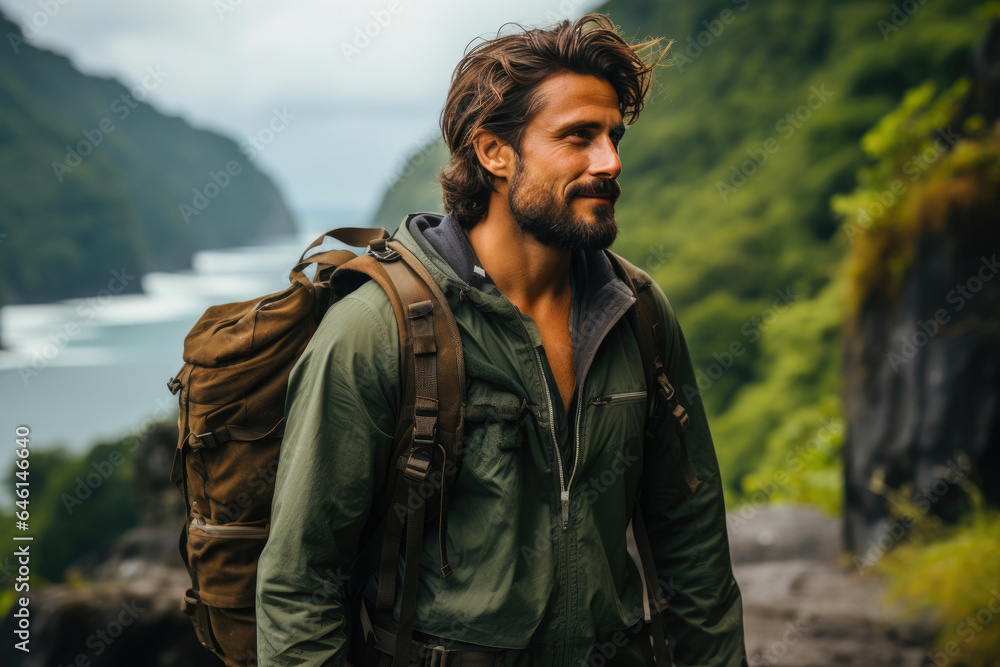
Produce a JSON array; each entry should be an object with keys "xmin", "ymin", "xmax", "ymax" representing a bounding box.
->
[{"xmin": 505, "ymin": 72, "xmax": 624, "ymax": 251}]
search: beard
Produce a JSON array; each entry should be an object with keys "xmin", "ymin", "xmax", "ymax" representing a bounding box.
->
[{"xmin": 507, "ymin": 158, "xmax": 621, "ymax": 251}]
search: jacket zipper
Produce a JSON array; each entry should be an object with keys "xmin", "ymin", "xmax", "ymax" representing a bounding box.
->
[
  {"xmin": 567, "ymin": 383, "xmax": 585, "ymax": 530},
  {"xmin": 498, "ymin": 290, "xmax": 574, "ymax": 532},
  {"xmin": 497, "ymin": 298, "xmax": 576, "ymax": 666},
  {"xmin": 591, "ymin": 390, "xmax": 646, "ymax": 406},
  {"xmin": 499, "ymin": 293, "xmax": 619, "ymax": 532},
  {"xmin": 532, "ymin": 347, "xmax": 571, "ymax": 529},
  {"xmin": 189, "ymin": 517, "xmax": 269, "ymax": 538}
]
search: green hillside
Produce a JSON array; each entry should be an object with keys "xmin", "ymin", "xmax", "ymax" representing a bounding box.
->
[
  {"xmin": 0, "ymin": 13, "xmax": 296, "ymax": 305},
  {"xmin": 370, "ymin": 0, "xmax": 990, "ymax": 498}
]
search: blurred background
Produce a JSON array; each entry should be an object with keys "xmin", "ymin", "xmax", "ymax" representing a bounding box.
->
[{"xmin": 0, "ymin": 0, "xmax": 997, "ymax": 665}]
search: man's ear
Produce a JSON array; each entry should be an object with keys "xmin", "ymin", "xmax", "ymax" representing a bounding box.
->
[{"xmin": 472, "ymin": 129, "xmax": 514, "ymax": 181}]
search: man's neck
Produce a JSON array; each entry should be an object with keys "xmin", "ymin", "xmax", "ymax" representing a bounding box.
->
[{"xmin": 466, "ymin": 206, "xmax": 572, "ymax": 315}]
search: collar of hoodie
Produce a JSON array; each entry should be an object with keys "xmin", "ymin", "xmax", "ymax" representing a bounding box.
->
[{"xmin": 399, "ymin": 211, "xmax": 637, "ymax": 385}]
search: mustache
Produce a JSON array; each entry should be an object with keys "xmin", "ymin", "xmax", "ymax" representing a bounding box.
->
[{"xmin": 569, "ymin": 179, "xmax": 621, "ymax": 202}]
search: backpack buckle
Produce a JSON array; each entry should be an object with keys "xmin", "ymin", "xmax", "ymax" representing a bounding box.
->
[
  {"xmin": 403, "ymin": 445, "xmax": 433, "ymax": 484},
  {"xmin": 366, "ymin": 238, "xmax": 400, "ymax": 261},
  {"xmin": 655, "ymin": 374, "xmax": 690, "ymax": 431},
  {"xmin": 191, "ymin": 427, "xmax": 232, "ymax": 449}
]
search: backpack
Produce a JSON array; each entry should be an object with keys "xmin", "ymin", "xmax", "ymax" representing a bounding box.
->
[{"xmin": 167, "ymin": 217, "xmax": 693, "ymax": 667}]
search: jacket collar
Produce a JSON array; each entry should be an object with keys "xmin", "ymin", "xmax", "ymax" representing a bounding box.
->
[{"xmin": 392, "ymin": 212, "xmax": 636, "ymax": 383}]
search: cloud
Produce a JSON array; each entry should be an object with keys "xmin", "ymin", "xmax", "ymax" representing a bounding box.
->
[{"xmin": 0, "ymin": 0, "xmax": 604, "ymax": 214}]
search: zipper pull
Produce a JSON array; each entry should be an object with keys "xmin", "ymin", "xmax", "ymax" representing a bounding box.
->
[{"xmin": 561, "ymin": 490, "xmax": 570, "ymax": 530}]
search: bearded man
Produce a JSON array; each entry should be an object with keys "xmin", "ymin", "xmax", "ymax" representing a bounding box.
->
[{"xmin": 257, "ymin": 13, "xmax": 747, "ymax": 667}]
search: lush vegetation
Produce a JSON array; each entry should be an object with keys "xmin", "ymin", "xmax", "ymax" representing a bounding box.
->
[
  {"xmin": 0, "ymin": 440, "xmax": 140, "ymax": 588},
  {"xmin": 876, "ymin": 475, "xmax": 1000, "ymax": 666},
  {"xmin": 372, "ymin": 0, "xmax": 990, "ymax": 506},
  {"xmin": 0, "ymin": 12, "xmax": 295, "ymax": 307}
]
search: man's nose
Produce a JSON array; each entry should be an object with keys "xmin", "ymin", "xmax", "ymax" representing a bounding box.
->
[{"xmin": 589, "ymin": 136, "xmax": 622, "ymax": 180}]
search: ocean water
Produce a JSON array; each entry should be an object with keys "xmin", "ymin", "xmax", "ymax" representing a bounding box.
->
[{"xmin": 0, "ymin": 217, "xmax": 377, "ymax": 488}]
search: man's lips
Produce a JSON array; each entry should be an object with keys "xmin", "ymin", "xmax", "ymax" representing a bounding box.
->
[{"xmin": 571, "ymin": 180, "xmax": 621, "ymax": 203}]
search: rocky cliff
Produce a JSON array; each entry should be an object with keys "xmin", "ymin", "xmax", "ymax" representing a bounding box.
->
[
  {"xmin": 0, "ymin": 424, "xmax": 223, "ymax": 666},
  {"xmin": 0, "ymin": 11, "xmax": 296, "ymax": 307},
  {"xmin": 841, "ymin": 22, "xmax": 1000, "ymax": 552}
]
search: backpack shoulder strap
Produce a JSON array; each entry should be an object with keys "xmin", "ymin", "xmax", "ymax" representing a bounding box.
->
[
  {"xmin": 331, "ymin": 236, "xmax": 465, "ymax": 667},
  {"xmin": 605, "ymin": 251, "xmax": 694, "ymax": 462},
  {"xmin": 606, "ymin": 250, "xmax": 704, "ymax": 666}
]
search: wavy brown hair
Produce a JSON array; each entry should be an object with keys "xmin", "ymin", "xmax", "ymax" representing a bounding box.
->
[{"xmin": 437, "ymin": 13, "xmax": 669, "ymax": 227}]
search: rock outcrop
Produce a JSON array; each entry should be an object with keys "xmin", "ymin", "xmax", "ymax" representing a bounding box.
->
[
  {"xmin": 0, "ymin": 422, "xmax": 218, "ymax": 667},
  {"xmin": 841, "ymin": 21, "xmax": 1000, "ymax": 553}
]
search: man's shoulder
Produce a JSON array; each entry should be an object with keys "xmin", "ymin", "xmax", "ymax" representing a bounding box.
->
[
  {"xmin": 286, "ymin": 277, "xmax": 401, "ymax": 418},
  {"xmin": 307, "ymin": 278, "xmax": 400, "ymax": 358}
]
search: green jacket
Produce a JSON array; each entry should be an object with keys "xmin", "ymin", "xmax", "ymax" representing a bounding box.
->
[{"xmin": 256, "ymin": 213, "xmax": 746, "ymax": 666}]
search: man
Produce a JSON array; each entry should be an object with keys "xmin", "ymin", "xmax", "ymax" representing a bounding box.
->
[{"xmin": 257, "ymin": 13, "xmax": 746, "ymax": 666}]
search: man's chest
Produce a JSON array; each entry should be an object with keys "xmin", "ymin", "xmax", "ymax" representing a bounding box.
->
[{"xmin": 537, "ymin": 320, "xmax": 576, "ymax": 413}]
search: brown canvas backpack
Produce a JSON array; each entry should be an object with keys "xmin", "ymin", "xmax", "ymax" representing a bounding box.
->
[{"xmin": 167, "ymin": 218, "xmax": 692, "ymax": 667}]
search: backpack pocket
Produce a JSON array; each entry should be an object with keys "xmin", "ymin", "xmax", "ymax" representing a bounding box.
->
[{"xmin": 187, "ymin": 514, "xmax": 270, "ymax": 608}]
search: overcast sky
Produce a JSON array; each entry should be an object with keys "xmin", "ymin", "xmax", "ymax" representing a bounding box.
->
[{"xmin": 2, "ymin": 0, "xmax": 605, "ymax": 221}]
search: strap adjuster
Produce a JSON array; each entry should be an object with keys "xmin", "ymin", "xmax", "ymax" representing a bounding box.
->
[
  {"xmin": 194, "ymin": 431, "xmax": 218, "ymax": 449},
  {"xmin": 191, "ymin": 427, "xmax": 231, "ymax": 449},
  {"xmin": 366, "ymin": 238, "xmax": 400, "ymax": 261},
  {"xmin": 656, "ymin": 374, "xmax": 690, "ymax": 431},
  {"xmin": 412, "ymin": 424, "xmax": 437, "ymax": 447},
  {"xmin": 404, "ymin": 446, "xmax": 433, "ymax": 483}
]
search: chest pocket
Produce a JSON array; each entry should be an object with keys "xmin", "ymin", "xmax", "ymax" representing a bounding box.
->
[{"xmin": 459, "ymin": 380, "xmax": 529, "ymax": 496}]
